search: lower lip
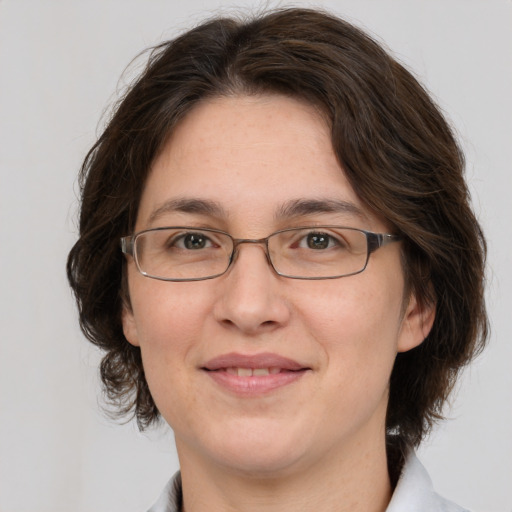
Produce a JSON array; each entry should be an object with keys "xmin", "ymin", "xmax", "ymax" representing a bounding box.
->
[{"xmin": 203, "ymin": 369, "xmax": 308, "ymax": 396}]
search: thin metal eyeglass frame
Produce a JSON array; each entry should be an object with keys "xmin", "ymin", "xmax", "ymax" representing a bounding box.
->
[{"xmin": 120, "ymin": 226, "xmax": 402, "ymax": 282}]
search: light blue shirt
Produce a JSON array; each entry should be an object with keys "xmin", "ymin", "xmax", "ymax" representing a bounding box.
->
[{"xmin": 147, "ymin": 453, "xmax": 468, "ymax": 512}]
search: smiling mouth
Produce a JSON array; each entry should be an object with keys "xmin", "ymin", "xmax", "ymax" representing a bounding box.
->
[
  {"xmin": 213, "ymin": 367, "xmax": 295, "ymax": 377},
  {"xmin": 201, "ymin": 354, "xmax": 310, "ymax": 395}
]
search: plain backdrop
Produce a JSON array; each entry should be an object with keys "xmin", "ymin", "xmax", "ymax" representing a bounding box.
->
[{"xmin": 0, "ymin": 1, "xmax": 511, "ymax": 511}]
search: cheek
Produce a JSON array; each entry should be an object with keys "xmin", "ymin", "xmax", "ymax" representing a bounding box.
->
[
  {"xmin": 128, "ymin": 279, "xmax": 214, "ymax": 390},
  {"xmin": 130, "ymin": 279, "xmax": 212, "ymax": 346},
  {"xmin": 128, "ymin": 280, "xmax": 216, "ymax": 425},
  {"xmin": 273, "ymin": 279, "xmax": 404, "ymax": 444},
  {"xmin": 296, "ymin": 276, "xmax": 404, "ymax": 380},
  {"xmin": 299, "ymin": 274, "xmax": 403, "ymax": 336}
]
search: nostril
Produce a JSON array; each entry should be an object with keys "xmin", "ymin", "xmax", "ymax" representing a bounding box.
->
[{"xmin": 220, "ymin": 317, "xmax": 277, "ymax": 332}]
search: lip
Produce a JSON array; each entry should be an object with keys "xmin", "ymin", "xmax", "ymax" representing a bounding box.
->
[
  {"xmin": 203, "ymin": 352, "xmax": 306, "ymax": 371},
  {"xmin": 202, "ymin": 352, "xmax": 310, "ymax": 396}
]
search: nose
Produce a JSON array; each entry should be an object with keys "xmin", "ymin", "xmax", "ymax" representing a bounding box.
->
[{"xmin": 213, "ymin": 243, "xmax": 291, "ymax": 335}]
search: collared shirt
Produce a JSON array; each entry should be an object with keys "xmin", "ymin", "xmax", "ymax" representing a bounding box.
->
[{"xmin": 147, "ymin": 453, "xmax": 469, "ymax": 512}]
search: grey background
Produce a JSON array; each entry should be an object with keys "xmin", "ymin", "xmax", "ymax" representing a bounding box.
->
[{"xmin": 0, "ymin": 1, "xmax": 511, "ymax": 511}]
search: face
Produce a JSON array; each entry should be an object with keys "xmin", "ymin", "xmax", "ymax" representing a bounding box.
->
[{"xmin": 123, "ymin": 95, "xmax": 432, "ymax": 477}]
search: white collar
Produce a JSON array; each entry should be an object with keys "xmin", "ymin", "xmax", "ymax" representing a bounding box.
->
[
  {"xmin": 147, "ymin": 452, "xmax": 468, "ymax": 512},
  {"xmin": 387, "ymin": 452, "xmax": 469, "ymax": 511}
]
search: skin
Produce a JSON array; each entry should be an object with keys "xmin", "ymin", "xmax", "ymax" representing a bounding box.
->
[{"xmin": 122, "ymin": 95, "xmax": 434, "ymax": 512}]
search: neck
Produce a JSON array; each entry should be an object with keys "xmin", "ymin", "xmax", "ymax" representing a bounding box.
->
[{"xmin": 177, "ymin": 434, "xmax": 392, "ymax": 512}]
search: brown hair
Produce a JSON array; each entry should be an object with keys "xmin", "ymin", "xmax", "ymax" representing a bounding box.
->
[{"xmin": 67, "ymin": 8, "xmax": 487, "ymax": 465}]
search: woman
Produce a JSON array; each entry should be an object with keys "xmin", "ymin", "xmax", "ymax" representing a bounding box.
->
[{"xmin": 67, "ymin": 8, "xmax": 487, "ymax": 511}]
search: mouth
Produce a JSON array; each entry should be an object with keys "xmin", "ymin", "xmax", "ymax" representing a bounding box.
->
[
  {"xmin": 222, "ymin": 367, "xmax": 288, "ymax": 376},
  {"xmin": 201, "ymin": 352, "xmax": 310, "ymax": 395}
]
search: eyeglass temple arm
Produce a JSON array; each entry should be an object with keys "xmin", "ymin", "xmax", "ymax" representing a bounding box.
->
[
  {"xmin": 120, "ymin": 236, "xmax": 134, "ymax": 256},
  {"xmin": 367, "ymin": 233, "xmax": 402, "ymax": 254}
]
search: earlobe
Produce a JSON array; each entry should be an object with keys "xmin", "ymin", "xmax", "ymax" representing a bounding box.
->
[
  {"xmin": 122, "ymin": 307, "xmax": 140, "ymax": 347},
  {"xmin": 397, "ymin": 293, "xmax": 436, "ymax": 353}
]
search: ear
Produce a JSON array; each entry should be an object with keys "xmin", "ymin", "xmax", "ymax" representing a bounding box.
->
[
  {"xmin": 122, "ymin": 306, "xmax": 140, "ymax": 347},
  {"xmin": 397, "ymin": 292, "xmax": 436, "ymax": 353}
]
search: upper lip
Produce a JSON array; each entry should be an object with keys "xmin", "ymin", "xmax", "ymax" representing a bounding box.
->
[{"xmin": 202, "ymin": 352, "xmax": 308, "ymax": 371}]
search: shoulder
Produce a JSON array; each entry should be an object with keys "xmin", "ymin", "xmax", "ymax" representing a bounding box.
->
[
  {"xmin": 146, "ymin": 471, "xmax": 182, "ymax": 512},
  {"xmin": 387, "ymin": 452, "xmax": 470, "ymax": 512}
]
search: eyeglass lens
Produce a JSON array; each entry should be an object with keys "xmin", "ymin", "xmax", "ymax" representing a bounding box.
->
[{"xmin": 133, "ymin": 227, "xmax": 370, "ymax": 281}]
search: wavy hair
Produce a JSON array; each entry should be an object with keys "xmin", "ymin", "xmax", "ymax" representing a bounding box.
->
[{"xmin": 67, "ymin": 8, "xmax": 488, "ymax": 469}]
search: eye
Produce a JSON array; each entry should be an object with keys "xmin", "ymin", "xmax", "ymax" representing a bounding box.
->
[
  {"xmin": 299, "ymin": 232, "xmax": 340, "ymax": 250},
  {"xmin": 173, "ymin": 232, "xmax": 214, "ymax": 250}
]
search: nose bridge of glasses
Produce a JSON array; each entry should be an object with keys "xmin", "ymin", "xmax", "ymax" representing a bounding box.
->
[{"xmin": 231, "ymin": 237, "xmax": 272, "ymax": 265}]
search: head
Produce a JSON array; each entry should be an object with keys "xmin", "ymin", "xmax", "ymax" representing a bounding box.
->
[{"xmin": 67, "ymin": 7, "xmax": 487, "ymax": 468}]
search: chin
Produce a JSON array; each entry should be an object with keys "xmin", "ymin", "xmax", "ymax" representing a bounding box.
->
[
  {"xmin": 212, "ymin": 443, "xmax": 307, "ymax": 478},
  {"xmin": 180, "ymin": 417, "xmax": 312, "ymax": 477}
]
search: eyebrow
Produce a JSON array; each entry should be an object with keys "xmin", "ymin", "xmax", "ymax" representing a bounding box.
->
[
  {"xmin": 275, "ymin": 198, "xmax": 366, "ymax": 220},
  {"xmin": 147, "ymin": 196, "xmax": 366, "ymax": 225},
  {"xmin": 148, "ymin": 198, "xmax": 227, "ymax": 224}
]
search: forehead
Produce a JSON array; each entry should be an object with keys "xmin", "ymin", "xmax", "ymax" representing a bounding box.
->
[
  {"xmin": 154, "ymin": 94, "xmax": 333, "ymax": 177},
  {"xmin": 136, "ymin": 94, "xmax": 383, "ymax": 232}
]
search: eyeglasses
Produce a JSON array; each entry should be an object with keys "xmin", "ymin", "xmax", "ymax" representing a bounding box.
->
[{"xmin": 120, "ymin": 226, "xmax": 401, "ymax": 282}]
